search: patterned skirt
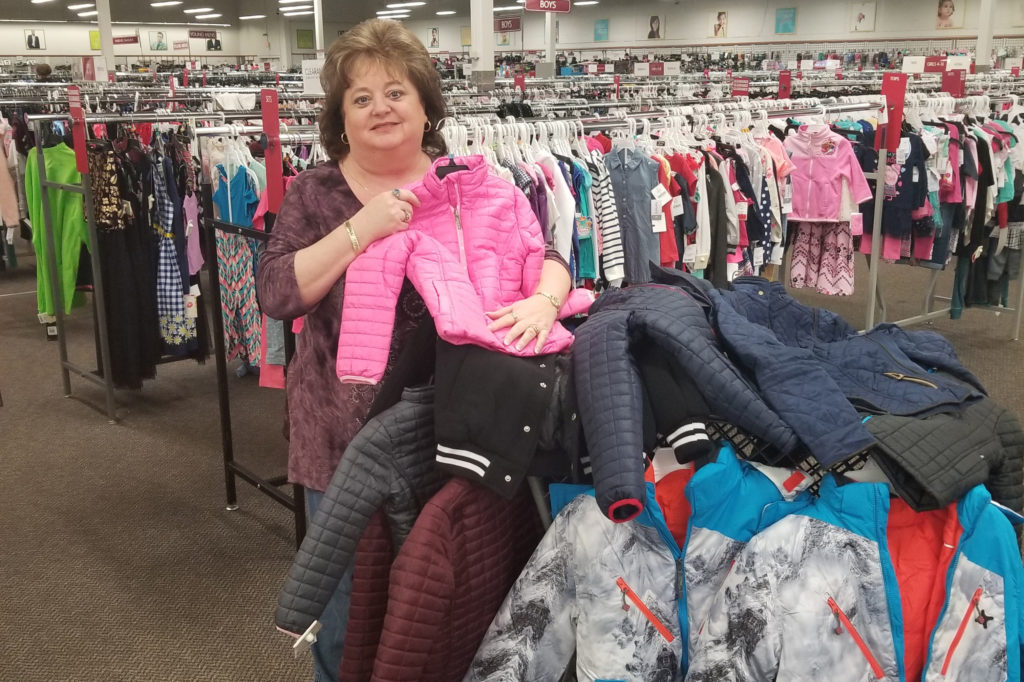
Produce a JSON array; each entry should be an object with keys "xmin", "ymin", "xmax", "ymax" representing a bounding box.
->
[{"xmin": 789, "ymin": 221, "xmax": 854, "ymax": 296}]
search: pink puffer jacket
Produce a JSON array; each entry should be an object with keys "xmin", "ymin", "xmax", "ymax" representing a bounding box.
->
[{"xmin": 336, "ymin": 155, "xmax": 594, "ymax": 384}]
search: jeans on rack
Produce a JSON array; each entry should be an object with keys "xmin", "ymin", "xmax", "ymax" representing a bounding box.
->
[{"xmin": 304, "ymin": 488, "xmax": 353, "ymax": 682}]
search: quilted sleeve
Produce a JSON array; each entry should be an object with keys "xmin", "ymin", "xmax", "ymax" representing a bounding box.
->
[
  {"xmin": 336, "ymin": 231, "xmax": 416, "ymax": 384},
  {"xmin": 463, "ymin": 496, "xmax": 580, "ymax": 682},
  {"xmin": 842, "ymin": 140, "xmax": 874, "ymax": 205},
  {"xmin": 687, "ymin": 540, "xmax": 782, "ymax": 682},
  {"xmin": 274, "ymin": 419, "xmax": 398, "ymax": 636},
  {"xmin": 990, "ymin": 408, "xmax": 1024, "ymax": 518},
  {"xmin": 339, "ymin": 511, "xmax": 392, "ymax": 682},
  {"xmin": 709, "ymin": 289, "xmax": 874, "ymax": 467},
  {"xmin": 890, "ymin": 326, "xmax": 988, "ymax": 394},
  {"xmin": 573, "ymin": 309, "xmax": 649, "ymax": 522}
]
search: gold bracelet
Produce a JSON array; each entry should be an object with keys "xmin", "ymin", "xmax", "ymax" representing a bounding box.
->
[
  {"xmin": 344, "ymin": 220, "xmax": 361, "ymax": 254},
  {"xmin": 533, "ymin": 290, "xmax": 561, "ymax": 309}
]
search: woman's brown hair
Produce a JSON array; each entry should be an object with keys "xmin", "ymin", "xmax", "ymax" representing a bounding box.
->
[{"xmin": 319, "ymin": 19, "xmax": 447, "ymax": 161}]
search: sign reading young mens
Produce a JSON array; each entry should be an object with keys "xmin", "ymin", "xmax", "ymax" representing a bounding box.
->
[
  {"xmin": 189, "ymin": 30, "xmax": 218, "ymax": 39},
  {"xmin": 112, "ymin": 35, "xmax": 140, "ymax": 45},
  {"xmin": 494, "ymin": 16, "xmax": 522, "ymax": 32},
  {"xmin": 524, "ymin": 0, "xmax": 571, "ymax": 12}
]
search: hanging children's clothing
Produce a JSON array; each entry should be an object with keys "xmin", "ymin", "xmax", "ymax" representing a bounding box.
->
[{"xmin": 785, "ymin": 125, "xmax": 872, "ymax": 295}]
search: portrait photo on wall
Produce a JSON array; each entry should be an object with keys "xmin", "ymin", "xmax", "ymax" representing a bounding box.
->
[
  {"xmin": 25, "ymin": 30, "xmax": 45, "ymax": 50},
  {"xmin": 936, "ymin": 0, "xmax": 965, "ymax": 28},
  {"xmin": 206, "ymin": 33, "xmax": 222, "ymax": 50},
  {"xmin": 429, "ymin": 27, "xmax": 439, "ymax": 48},
  {"xmin": 775, "ymin": 7, "xmax": 796, "ymax": 34},
  {"xmin": 850, "ymin": 1, "xmax": 876, "ymax": 31},
  {"xmin": 711, "ymin": 10, "xmax": 728, "ymax": 37},
  {"xmin": 646, "ymin": 15, "xmax": 663, "ymax": 39},
  {"xmin": 149, "ymin": 31, "xmax": 168, "ymax": 51},
  {"xmin": 497, "ymin": 31, "xmax": 511, "ymax": 46}
]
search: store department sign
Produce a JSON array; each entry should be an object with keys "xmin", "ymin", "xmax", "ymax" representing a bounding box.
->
[
  {"xmin": 302, "ymin": 58, "xmax": 325, "ymax": 96},
  {"xmin": 189, "ymin": 30, "xmax": 218, "ymax": 40},
  {"xmin": 494, "ymin": 16, "xmax": 521, "ymax": 32},
  {"xmin": 113, "ymin": 35, "xmax": 140, "ymax": 45},
  {"xmin": 173, "ymin": 40, "xmax": 189, "ymax": 50},
  {"xmin": 525, "ymin": 0, "xmax": 571, "ymax": 12}
]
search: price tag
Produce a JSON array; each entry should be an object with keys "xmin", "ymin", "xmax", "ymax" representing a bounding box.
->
[
  {"xmin": 184, "ymin": 295, "xmax": 198, "ymax": 319},
  {"xmin": 895, "ymin": 138, "xmax": 909, "ymax": 165},
  {"xmin": 753, "ymin": 246, "xmax": 765, "ymax": 267},
  {"xmin": 651, "ymin": 214, "xmax": 667, "ymax": 233},
  {"xmin": 670, "ymin": 195, "xmax": 684, "ymax": 217},
  {"xmin": 651, "ymin": 183, "xmax": 671, "ymax": 207},
  {"xmin": 782, "ymin": 181, "xmax": 793, "ymax": 213}
]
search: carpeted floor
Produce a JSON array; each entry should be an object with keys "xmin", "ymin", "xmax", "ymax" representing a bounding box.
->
[{"xmin": 0, "ymin": 237, "xmax": 1021, "ymax": 681}]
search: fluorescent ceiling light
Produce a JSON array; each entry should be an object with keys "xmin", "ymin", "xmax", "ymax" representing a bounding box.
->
[
  {"xmin": 77, "ymin": 9, "xmax": 98, "ymax": 15},
  {"xmin": 278, "ymin": 0, "xmax": 309, "ymax": 4},
  {"xmin": 574, "ymin": 1, "xmax": 598, "ymax": 4},
  {"xmin": 194, "ymin": 12, "xmax": 220, "ymax": 17},
  {"xmin": 31, "ymin": 0, "xmax": 56, "ymax": 4},
  {"xmin": 183, "ymin": 7, "xmax": 214, "ymax": 12},
  {"xmin": 436, "ymin": 9, "xmax": 455, "ymax": 13},
  {"xmin": 67, "ymin": 2, "xmax": 94, "ymax": 7},
  {"xmin": 282, "ymin": 9, "xmax": 313, "ymax": 14},
  {"xmin": 386, "ymin": 1, "xmax": 425, "ymax": 6},
  {"xmin": 376, "ymin": 8, "xmax": 408, "ymax": 13},
  {"xmin": 150, "ymin": 1, "xmax": 182, "ymax": 5},
  {"xmin": 493, "ymin": 5, "xmax": 521, "ymax": 11},
  {"xmin": 238, "ymin": 13, "xmax": 265, "ymax": 18}
]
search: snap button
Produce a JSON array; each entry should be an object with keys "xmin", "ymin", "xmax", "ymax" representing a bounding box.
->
[
  {"xmin": 539, "ymin": 363, "xmax": 546, "ymax": 368},
  {"xmin": 571, "ymin": 412, "xmax": 577, "ymax": 421},
  {"xmin": 539, "ymin": 382, "xmax": 548, "ymax": 389},
  {"xmin": 504, "ymin": 475, "xmax": 512, "ymax": 482},
  {"xmin": 523, "ymin": 425, "xmax": 531, "ymax": 433}
]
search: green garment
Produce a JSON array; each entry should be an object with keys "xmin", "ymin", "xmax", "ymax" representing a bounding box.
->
[{"xmin": 26, "ymin": 143, "xmax": 89, "ymax": 315}]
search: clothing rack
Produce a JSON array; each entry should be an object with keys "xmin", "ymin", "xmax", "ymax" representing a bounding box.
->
[{"xmin": 195, "ymin": 113, "xmax": 319, "ymax": 547}]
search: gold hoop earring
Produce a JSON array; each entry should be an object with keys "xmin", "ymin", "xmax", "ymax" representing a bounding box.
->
[
  {"xmin": 424, "ymin": 120, "xmax": 432, "ymax": 132},
  {"xmin": 340, "ymin": 131, "xmax": 349, "ymax": 144}
]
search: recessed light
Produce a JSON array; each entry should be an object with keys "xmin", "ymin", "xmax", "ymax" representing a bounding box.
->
[
  {"xmin": 150, "ymin": 1, "xmax": 182, "ymax": 5},
  {"xmin": 493, "ymin": 5, "xmax": 521, "ymax": 10},
  {"xmin": 183, "ymin": 6, "xmax": 213, "ymax": 12},
  {"xmin": 239, "ymin": 13, "xmax": 265, "ymax": 18},
  {"xmin": 67, "ymin": 2, "xmax": 94, "ymax": 7},
  {"xmin": 194, "ymin": 12, "xmax": 220, "ymax": 17},
  {"xmin": 386, "ymin": 1, "xmax": 424, "ymax": 6},
  {"xmin": 436, "ymin": 9, "xmax": 455, "ymax": 13},
  {"xmin": 77, "ymin": 9, "xmax": 97, "ymax": 15},
  {"xmin": 278, "ymin": 0, "xmax": 309, "ymax": 4},
  {"xmin": 574, "ymin": 1, "xmax": 598, "ymax": 5},
  {"xmin": 282, "ymin": 9, "xmax": 313, "ymax": 14}
]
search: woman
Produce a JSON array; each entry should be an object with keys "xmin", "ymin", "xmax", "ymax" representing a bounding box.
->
[
  {"xmin": 257, "ymin": 18, "xmax": 570, "ymax": 682},
  {"xmin": 647, "ymin": 15, "xmax": 661, "ymax": 39},
  {"xmin": 936, "ymin": 0, "xmax": 955, "ymax": 28},
  {"xmin": 714, "ymin": 11, "xmax": 727, "ymax": 37}
]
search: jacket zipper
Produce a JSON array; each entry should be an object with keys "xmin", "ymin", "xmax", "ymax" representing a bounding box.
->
[
  {"xmin": 883, "ymin": 372, "xmax": 939, "ymax": 389},
  {"xmin": 805, "ymin": 153, "xmax": 814, "ymax": 219},
  {"xmin": 827, "ymin": 597, "xmax": 884, "ymax": 679},
  {"xmin": 451, "ymin": 184, "xmax": 466, "ymax": 265},
  {"xmin": 866, "ymin": 336, "xmax": 946, "ymax": 388},
  {"xmin": 616, "ymin": 577, "xmax": 675, "ymax": 643},
  {"xmin": 940, "ymin": 587, "xmax": 983, "ymax": 675}
]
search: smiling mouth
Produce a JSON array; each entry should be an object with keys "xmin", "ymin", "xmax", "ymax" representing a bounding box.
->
[{"xmin": 372, "ymin": 122, "xmax": 399, "ymax": 130}]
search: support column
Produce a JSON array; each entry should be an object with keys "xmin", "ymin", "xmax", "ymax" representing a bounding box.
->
[
  {"xmin": 469, "ymin": 0, "xmax": 495, "ymax": 90},
  {"xmin": 95, "ymin": 0, "xmax": 116, "ymax": 79},
  {"xmin": 975, "ymin": 0, "xmax": 995, "ymax": 72},
  {"xmin": 313, "ymin": 0, "xmax": 325, "ymax": 57},
  {"xmin": 535, "ymin": 11, "xmax": 555, "ymax": 78},
  {"xmin": 277, "ymin": 15, "xmax": 292, "ymax": 70}
]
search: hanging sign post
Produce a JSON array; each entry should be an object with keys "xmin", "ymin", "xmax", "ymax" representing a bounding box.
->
[
  {"xmin": 524, "ymin": 0, "xmax": 570, "ymax": 11},
  {"xmin": 731, "ymin": 76, "xmax": 750, "ymax": 97},
  {"xmin": 67, "ymin": 86, "xmax": 88, "ymax": 173},
  {"xmin": 513, "ymin": 74, "xmax": 525, "ymax": 93},
  {"xmin": 880, "ymin": 72, "xmax": 908, "ymax": 154},
  {"xmin": 941, "ymin": 69, "xmax": 967, "ymax": 98},
  {"xmin": 777, "ymin": 70, "xmax": 792, "ymax": 99},
  {"xmin": 261, "ymin": 88, "xmax": 284, "ymax": 214}
]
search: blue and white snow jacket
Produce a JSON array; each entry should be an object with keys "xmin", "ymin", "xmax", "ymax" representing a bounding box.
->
[
  {"xmin": 688, "ymin": 475, "xmax": 1024, "ymax": 681},
  {"xmin": 463, "ymin": 444, "xmax": 811, "ymax": 682}
]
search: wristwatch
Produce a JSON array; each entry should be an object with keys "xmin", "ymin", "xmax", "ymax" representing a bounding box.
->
[{"xmin": 534, "ymin": 291, "xmax": 561, "ymax": 309}]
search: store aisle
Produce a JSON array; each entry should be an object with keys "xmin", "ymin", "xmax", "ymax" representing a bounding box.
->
[{"xmin": 0, "ymin": 244, "xmax": 305, "ymax": 682}]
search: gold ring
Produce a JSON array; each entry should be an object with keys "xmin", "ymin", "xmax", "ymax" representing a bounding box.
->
[
  {"xmin": 402, "ymin": 210, "xmax": 411, "ymax": 222},
  {"xmin": 527, "ymin": 324, "xmax": 540, "ymax": 335},
  {"xmin": 392, "ymin": 188, "xmax": 401, "ymax": 198},
  {"xmin": 511, "ymin": 309, "xmax": 520, "ymax": 322}
]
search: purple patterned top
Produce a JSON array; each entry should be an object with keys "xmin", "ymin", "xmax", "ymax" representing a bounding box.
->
[{"xmin": 257, "ymin": 163, "xmax": 428, "ymax": 492}]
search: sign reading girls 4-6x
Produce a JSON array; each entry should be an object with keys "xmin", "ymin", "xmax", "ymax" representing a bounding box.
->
[{"xmin": 525, "ymin": 0, "xmax": 571, "ymax": 12}]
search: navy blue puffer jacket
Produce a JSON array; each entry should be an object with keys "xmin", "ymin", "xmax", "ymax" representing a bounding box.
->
[
  {"xmin": 709, "ymin": 277, "xmax": 987, "ymax": 469},
  {"xmin": 573, "ymin": 282, "xmax": 799, "ymax": 522}
]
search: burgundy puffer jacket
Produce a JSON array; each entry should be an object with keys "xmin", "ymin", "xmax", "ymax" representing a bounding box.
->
[{"xmin": 371, "ymin": 478, "xmax": 543, "ymax": 682}]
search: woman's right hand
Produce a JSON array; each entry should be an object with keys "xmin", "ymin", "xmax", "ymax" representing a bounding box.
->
[{"xmin": 349, "ymin": 188, "xmax": 421, "ymax": 248}]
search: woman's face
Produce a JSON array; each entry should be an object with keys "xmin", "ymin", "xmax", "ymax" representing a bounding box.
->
[
  {"xmin": 651, "ymin": 17, "xmax": 659, "ymax": 30},
  {"xmin": 341, "ymin": 58, "xmax": 427, "ymax": 157},
  {"xmin": 939, "ymin": 0, "xmax": 954, "ymax": 17}
]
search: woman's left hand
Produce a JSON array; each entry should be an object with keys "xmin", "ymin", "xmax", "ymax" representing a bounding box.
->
[{"xmin": 487, "ymin": 295, "xmax": 559, "ymax": 353}]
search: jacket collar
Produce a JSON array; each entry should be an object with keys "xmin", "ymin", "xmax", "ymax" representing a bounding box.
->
[
  {"xmin": 606, "ymin": 146, "xmax": 648, "ymax": 171},
  {"xmin": 420, "ymin": 155, "xmax": 489, "ymax": 202},
  {"xmin": 817, "ymin": 474, "xmax": 996, "ymax": 540}
]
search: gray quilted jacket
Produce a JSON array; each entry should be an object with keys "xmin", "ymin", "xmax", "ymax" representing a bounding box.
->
[
  {"xmin": 573, "ymin": 283, "xmax": 799, "ymax": 522},
  {"xmin": 275, "ymin": 386, "xmax": 445, "ymax": 636}
]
